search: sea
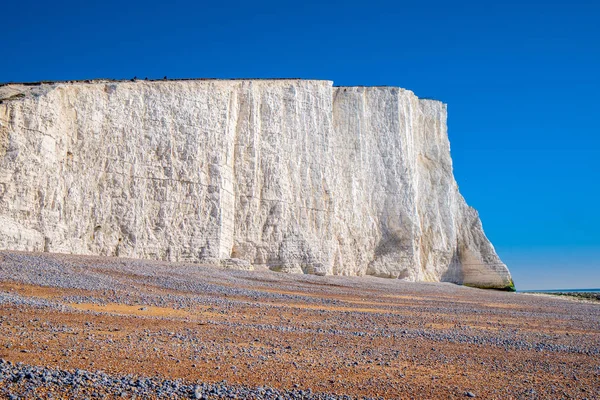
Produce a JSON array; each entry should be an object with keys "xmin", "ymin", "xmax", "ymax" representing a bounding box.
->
[{"xmin": 518, "ymin": 288, "xmax": 600, "ymax": 293}]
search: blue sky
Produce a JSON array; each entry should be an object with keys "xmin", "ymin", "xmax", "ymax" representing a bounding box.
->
[{"xmin": 2, "ymin": 0, "xmax": 598, "ymax": 289}]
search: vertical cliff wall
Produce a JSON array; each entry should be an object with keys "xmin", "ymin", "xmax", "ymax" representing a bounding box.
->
[{"xmin": 0, "ymin": 79, "xmax": 513, "ymax": 289}]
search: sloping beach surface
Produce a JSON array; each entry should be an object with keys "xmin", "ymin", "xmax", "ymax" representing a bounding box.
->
[{"xmin": 0, "ymin": 251, "xmax": 598, "ymax": 399}]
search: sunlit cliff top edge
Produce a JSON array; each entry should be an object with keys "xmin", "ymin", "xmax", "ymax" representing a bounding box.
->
[{"xmin": 0, "ymin": 78, "xmax": 444, "ymax": 104}]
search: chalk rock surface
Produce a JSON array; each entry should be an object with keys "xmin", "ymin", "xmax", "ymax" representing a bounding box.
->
[{"xmin": 0, "ymin": 79, "xmax": 513, "ymax": 289}]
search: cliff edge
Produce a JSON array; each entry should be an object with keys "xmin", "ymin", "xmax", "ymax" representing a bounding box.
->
[{"xmin": 0, "ymin": 79, "xmax": 513, "ymax": 290}]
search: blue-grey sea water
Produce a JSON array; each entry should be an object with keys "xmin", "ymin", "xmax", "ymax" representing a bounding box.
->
[{"xmin": 519, "ymin": 289, "xmax": 600, "ymax": 293}]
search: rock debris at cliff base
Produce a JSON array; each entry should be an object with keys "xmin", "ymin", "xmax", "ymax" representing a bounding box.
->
[
  {"xmin": 0, "ymin": 79, "xmax": 512, "ymax": 289},
  {"xmin": 0, "ymin": 251, "xmax": 598, "ymax": 399}
]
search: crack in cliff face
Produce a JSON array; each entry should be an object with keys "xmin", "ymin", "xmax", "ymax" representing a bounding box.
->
[
  {"xmin": 0, "ymin": 79, "xmax": 512, "ymax": 289},
  {"xmin": 0, "ymin": 108, "xmax": 10, "ymax": 159}
]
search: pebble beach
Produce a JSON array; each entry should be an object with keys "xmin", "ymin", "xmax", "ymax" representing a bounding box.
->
[{"xmin": 0, "ymin": 251, "xmax": 598, "ymax": 399}]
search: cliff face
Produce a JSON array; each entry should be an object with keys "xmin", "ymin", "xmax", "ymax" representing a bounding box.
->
[{"xmin": 0, "ymin": 79, "xmax": 513, "ymax": 289}]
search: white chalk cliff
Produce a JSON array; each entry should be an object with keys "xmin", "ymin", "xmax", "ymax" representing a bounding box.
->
[{"xmin": 0, "ymin": 79, "xmax": 513, "ymax": 289}]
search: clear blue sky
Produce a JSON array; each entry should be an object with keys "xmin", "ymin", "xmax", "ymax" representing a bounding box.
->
[{"xmin": 2, "ymin": 0, "xmax": 598, "ymax": 289}]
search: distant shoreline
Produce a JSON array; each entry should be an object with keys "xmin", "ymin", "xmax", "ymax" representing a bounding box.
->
[
  {"xmin": 519, "ymin": 289, "xmax": 600, "ymax": 293},
  {"xmin": 520, "ymin": 290, "xmax": 600, "ymax": 302}
]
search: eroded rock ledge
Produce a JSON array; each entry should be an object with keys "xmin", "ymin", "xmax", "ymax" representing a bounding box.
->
[{"xmin": 0, "ymin": 79, "xmax": 513, "ymax": 290}]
